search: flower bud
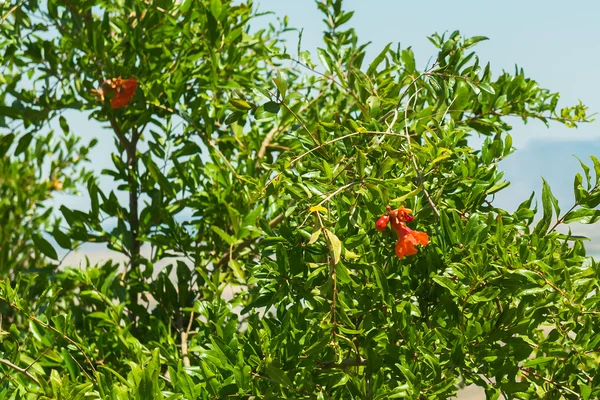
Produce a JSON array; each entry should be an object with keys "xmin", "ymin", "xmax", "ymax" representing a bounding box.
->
[{"xmin": 375, "ymin": 215, "xmax": 389, "ymax": 232}]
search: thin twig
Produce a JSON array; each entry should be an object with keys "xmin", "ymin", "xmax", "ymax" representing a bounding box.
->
[
  {"xmin": 254, "ymin": 80, "xmax": 334, "ymax": 171},
  {"xmin": 315, "ymin": 181, "xmax": 361, "ymax": 208},
  {"xmin": 520, "ymin": 368, "xmax": 581, "ymax": 398},
  {"xmin": 401, "ymin": 89, "xmax": 441, "ymax": 218},
  {"xmin": 255, "ymin": 125, "xmax": 278, "ymax": 169},
  {"xmin": 0, "ymin": 2, "xmax": 22, "ymax": 24},
  {"xmin": 148, "ymin": 101, "xmax": 250, "ymax": 195},
  {"xmin": 0, "ymin": 357, "xmax": 40, "ymax": 385},
  {"xmin": 180, "ymin": 311, "xmax": 194, "ymax": 368},
  {"xmin": 385, "ymin": 109, "xmax": 399, "ymax": 133},
  {"xmin": 128, "ymin": 125, "xmax": 141, "ymax": 270},
  {"xmin": 1, "ymin": 299, "xmax": 97, "ymax": 380},
  {"xmin": 263, "ymin": 131, "xmax": 406, "ymax": 191},
  {"xmin": 275, "ymin": 92, "xmax": 321, "ymax": 148},
  {"xmin": 274, "ymin": 55, "xmax": 367, "ymax": 114},
  {"xmin": 208, "ymin": 139, "xmax": 249, "ymax": 191}
]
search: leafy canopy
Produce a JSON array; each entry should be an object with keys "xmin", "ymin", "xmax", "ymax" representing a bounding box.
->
[{"xmin": 0, "ymin": 0, "xmax": 599, "ymax": 399}]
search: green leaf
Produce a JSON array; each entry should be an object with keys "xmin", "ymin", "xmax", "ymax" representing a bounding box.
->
[
  {"xmin": 335, "ymin": 11, "xmax": 354, "ymax": 27},
  {"xmin": 390, "ymin": 186, "xmax": 422, "ymax": 204},
  {"xmin": 145, "ymin": 157, "xmax": 176, "ymax": 198},
  {"xmin": 522, "ymin": 357, "xmax": 555, "ymax": 367},
  {"xmin": 504, "ymin": 134, "xmax": 513, "ymax": 157},
  {"xmin": 478, "ymin": 81, "xmax": 495, "ymax": 95},
  {"xmin": 507, "ymin": 269, "xmax": 542, "ymax": 285},
  {"xmin": 440, "ymin": 38, "xmax": 455, "ymax": 58},
  {"xmin": 534, "ymin": 178, "xmax": 557, "ymax": 235},
  {"xmin": 470, "ymin": 287, "xmax": 501, "ymax": 303},
  {"xmin": 179, "ymin": 371, "xmax": 199, "ymax": 399},
  {"xmin": 367, "ymin": 95, "xmax": 380, "ymax": 117},
  {"xmin": 229, "ymin": 259, "xmax": 246, "ymax": 283},
  {"xmin": 272, "ymin": 77, "xmax": 287, "ymax": 99},
  {"xmin": 210, "ymin": 0, "xmax": 222, "ymax": 20},
  {"xmin": 432, "ymin": 276, "xmax": 462, "ymax": 298},
  {"xmin": 440, "ymin": 210, "xmax": 458, "ymax": 245},
  {"xmin": 590, "ymin": 155, "xmax": 600, "ymax": 184},
  {"xmin": 211, "ymin": 226, "xmax": 236, "ymax": 245},
  {"xmin": 356, "ymin": 150, "xmax": 366, "ymax": 177},
  {"xmin": 580, "ymin": 383, "xmax": 592, "ymax": 400},
  {"xmin": 179, "ymin": 0, "xmax": 193, "ymax": 14},
  {"xmin": 573, "ymin": 172, "xmax": 588, "ymax": 203},
  {"xmin": 401, "ymin": 48, "xmax": 416, "ymax": 73},
  {"xmin": 263, "ymin": 101, "xmax": 280, "ymax": 114},
  {"xmin": 335, "ymin": 262, "xmax": 351, "ymax": 284},
  {"xmin": 224, "ymin": 111, "xmax": 244, "ymax": 125},
  {"xmin": 487, "ymin": 180, "xmax": 510, "ymax": 195},
  {"xmin": 396, "ymin": 363, "xmax": 416, "ymax": 385},
  {"xmin": 563, "ymin": 208, "xmax": 600, "ymax": 224},
  {"xmin": 32, "ymin": 234, "xmax": 58, "ymax": 260},
  {"xmin": 463, "ymin": 36, "xmax": 489, "ymax": 49},
  {"xmin": 68, "ymin": 382, "xmax": 93, "ymax": 400},
  {"xmin": 0, "ymin": 133, "xmax": 15, "ymax": 157},
  {"xmin": 59, "ymin": 115, "xmax": 69, "ymax": 134},
  {"xmin": 317, "ymin": 48, "xmax": 333, "ymax": 73},
  {"xmin": 576, "ymin": 156, "xmax": 592, "ymax": 188},
  {"xmin": 367, "ymin": 42, "xmax": 391, "ymax": 75},
  {"xmin": 200, "ymin": 360, "xmax": 220, "ymax": 394},
  {"xmin": 14, "ymin": 133, "xmax": 33, "ymax": 156},
  {"xmin": 265, "ymin": 363, "xmax": 293, "ymax": 388},
  {"xmin": 52, "ymin": 227, "xmax": 72, "ymax": 250},
  {"xmin": 373, "ymin": 265, "xmax": 390, "ymax": 304}
]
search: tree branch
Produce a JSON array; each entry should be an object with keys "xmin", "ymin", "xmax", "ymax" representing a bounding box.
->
[
  {"xmin": 179, "ymin": 311, "xmax": 194, "ymax": 368},
  {"xmin": 110, "ymin": 115, "xmax": 141, "ymax": 270},
  {"xmin": 0, "ymin": 357, "xmax": 40, "ymax": 385},
  {"xmin": 547, "ymin": 182, "xmax": 598, "ymax": 235},
  {"xmin": 254, "ymin": 125, "xmax": 278, "ymax": 170},
  {"xmin": 128, "ymin": 125, "xmax": 141, "ymax": 269}
]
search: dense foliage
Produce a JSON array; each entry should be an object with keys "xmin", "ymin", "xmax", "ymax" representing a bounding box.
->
[{"xmin": 1, "ymin": 0, "xmax": 599, "ymax": 398}]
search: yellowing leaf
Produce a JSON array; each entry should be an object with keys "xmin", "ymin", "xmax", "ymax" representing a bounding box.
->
[
  {"xmin": 229, "ymin": 98, "xmax": 252, "ymax": 110},
  {"xmin": 431, "ymin": 154, "xmax": 450, "ymax": 165},
  {"xmin": 308, "ymin": 217, "xmax": 322, "ymax": 245},
  {"xmin": 309, "ymin": 205, "xmax": 327, "ymax": 214},
  {"xmin": 324, "ymin": 229, "xmax": 342, "ymax": 265},
  {"xmin": 344, "ymin": 248, "xmax": 360, "ymax": 259}
]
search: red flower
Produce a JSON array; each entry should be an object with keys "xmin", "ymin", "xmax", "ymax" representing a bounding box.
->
[
  {"xmin": 110, "ymin": 78, "xmax": 137, "ymax": 109},
  {"xmin": 393, "ymin": 223, "xmax": 429, "ymax": 259},
  {"xmin": 376, "ymin": 206, "xmax": 429, "ymax": 259},
  {"xmin": 92, "ymin": 77, "xmax": 138, "ymax": 109},
  {"xmin": 375, "ymin": 215, "xmax": 390, "ymax": 232}
]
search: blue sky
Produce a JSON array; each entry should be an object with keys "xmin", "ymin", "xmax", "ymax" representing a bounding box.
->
[{"xmin": 57, "ymin": 0, "xmax": 600, "ymax": 259}]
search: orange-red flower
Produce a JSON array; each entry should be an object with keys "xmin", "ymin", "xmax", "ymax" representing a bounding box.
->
[
  {"xmin": 92, "ymin": 77, "xmax": 138, "ymax": 109},
  {"xmin": 375, "ymin": 215, "xmax": 390, "ymax": 232},
  {"xmin": 393, "ymin": 223, "xmax": 429, "ymax": 259},
  {"xmin": 376, "ymin": 206, "xmax": 429, "ymax": 259}
]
